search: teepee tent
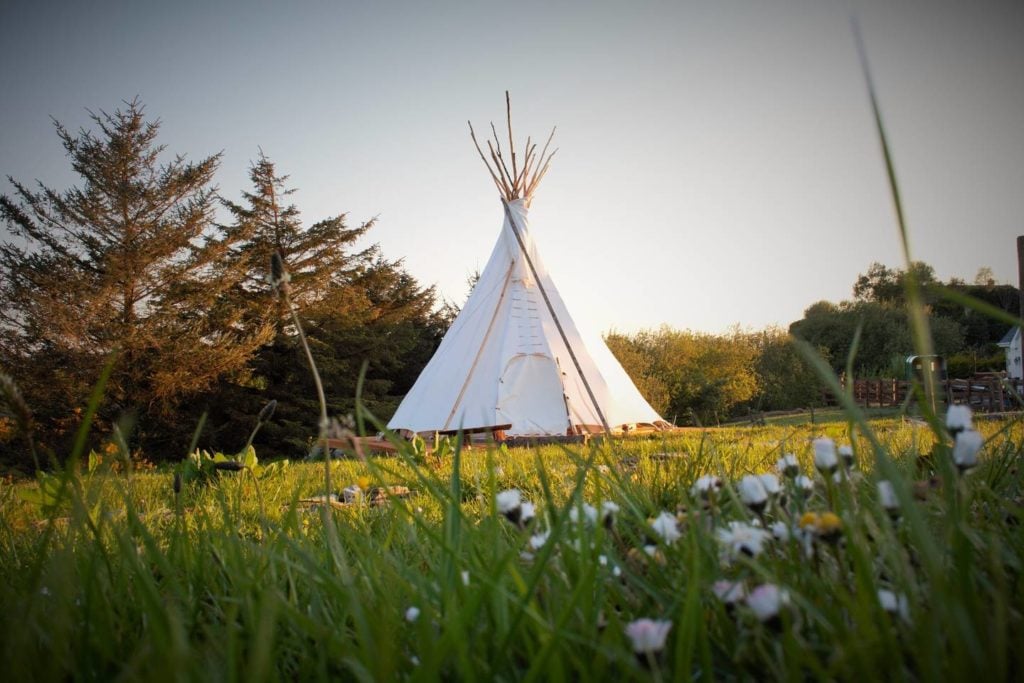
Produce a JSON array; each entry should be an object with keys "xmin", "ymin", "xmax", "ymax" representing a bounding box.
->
[{"xmin": 388, "ymin": 97, "xmax": 669, "ymax": 438}]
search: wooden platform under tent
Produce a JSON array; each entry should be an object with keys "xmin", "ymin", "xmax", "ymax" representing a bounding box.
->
[{"xmin": 325, "ymin": 420, "xmax": 677, "ymax": 457}]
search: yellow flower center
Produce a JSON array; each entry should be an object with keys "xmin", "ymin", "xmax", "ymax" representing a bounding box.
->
[
  {"xmin": 798, "ymin": 512, "xmax": 819, "ymax": 529},
  {"xmin": 818, "ymin": 512, "xmax": 842, "ymax": 533}
]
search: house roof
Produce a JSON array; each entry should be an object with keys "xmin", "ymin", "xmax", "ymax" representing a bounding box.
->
[{"xmin": 998, "ymin": 326, "xmax": 1020, "ymax": 347}]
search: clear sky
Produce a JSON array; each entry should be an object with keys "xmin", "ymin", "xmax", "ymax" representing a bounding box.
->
[{"xmin": 1, "ymin": 0, "xmax": 1021, "ymax": 336}]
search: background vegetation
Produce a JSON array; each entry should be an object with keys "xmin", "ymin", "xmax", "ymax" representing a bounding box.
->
[
  {"xmin": 0, "ymin": 102, "xmax": 449, "ymax": 468},
  {"xmin": 0, "ymin": 102, "xmax": 1018, "ymax": 468}
]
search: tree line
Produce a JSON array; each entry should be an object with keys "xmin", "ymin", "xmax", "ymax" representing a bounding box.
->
[
  {"xmin": 606, "ymin": 264, "xmax": 1018, "ymax": 425},
  {"xmin": 0, "ymin": 101, "xmax": 450, "ymax": 469}
]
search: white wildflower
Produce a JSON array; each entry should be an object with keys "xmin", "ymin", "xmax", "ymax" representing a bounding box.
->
[
  {"xmin": 650, "ymin": 511, "xmax": 682, "ymax": 545},
  {"xmin": 599, "ymin": 554, "xmax": 622, "ymax": 577},
  {"xmin": 341, "ymin": 485, "xmax": 362, "ymax": 504},
  {"xmin": 795, "ymin": 474, "xmax": 815, "ymax": 493},
  {"xmin": 716, "ymin": 521, "xmax": 770, "ymax": 561},
  {"xmin": 738, "ymin": 475, "xmax": 768, "ymax": 511},
  {"xmin": 690, "ymin": 475, "xmax": 722, "ymax": 499},
  {"xmin": 878, "ymin": 589, "xmax": 910, "ymax": 622},
  {"xmin": 461, "ymin": 570, "xmax": 470, "ymax": 586},
  {"xmin": 952, "ymin": 430, "xmax": 983, "ymax": 471},
  {"xmin": 601, "ymin": 501, "xmax": 620, "ymax": 526},
  {"xmin": 496, "ymin": 488, "xmax": 521, "ymax": 513},
  {"xmin": 946, "ymin": 404, "xmax": 973, "ymax": 435},
  {"xmin": 746, "ymin": 583, "xmax": 789, "ymax": 622},
  {"xmin": 813, "ymin": 437, "xmax": 838, "ymax": 473},
  {"xmin": 776, "ymin": 453, "xmax": 800, "ymax": 477},
  {"xmin": 497, "ymin": 488, "xmax": 534, "ymax": 527},
  {"xmin": 770, "ymin": 521, "xmax": 790, "ymax": 542},
  {"xmin": 520, "ymin": 501, "xmax": 536, "ymax": 524},
  {"xmin": 877, "ymin": 480, "xmax": 900, "ymax": 515},
  {"xmin": 797, "ymin": 527, "xmax": 815, "ymax": 559},
  {"xmin": 405, "ymin": 606, "xmax": 420, "ymax": 622},
  {"xmin": 758, "ymin": 473, "xmax": 782, "ymax": 497},
  {"xmin": 712, "ymin": 580, "xmax": 747, "ymax": 605},
  {"xmin": 569, "ymin": 502, "xmax": 598, "ymax": 526},
  {"xmin": 624, "ymin": 618, "xmax": 672, "ymax": 654},
  {"xmin": 838, "ymin": 444, "xmax": 855, "ymax": 469},
  {"xmin": 529, "ymin": 530, "xmax": 550, "ymax": 551}
]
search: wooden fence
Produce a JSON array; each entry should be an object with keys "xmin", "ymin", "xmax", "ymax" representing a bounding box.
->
[{"xmin": 826, "ymin": 375, "xmax": 1023, "ymax": 412}]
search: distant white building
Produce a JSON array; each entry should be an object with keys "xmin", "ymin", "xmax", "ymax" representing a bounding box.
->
[{"xmin": 998, "ymin": 327, "xmax": 1022, "ymax": 379}]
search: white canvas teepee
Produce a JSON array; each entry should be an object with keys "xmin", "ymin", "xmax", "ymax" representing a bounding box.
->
[{"xmin": 388, "ymin": 98, "xmax": 669, "ymax": 437}]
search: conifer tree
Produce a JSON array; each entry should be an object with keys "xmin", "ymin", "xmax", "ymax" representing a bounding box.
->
[
  {"xmin": 217, "ymin": 151, "xmax": 374, "ymax": 313},
  {"xmin": 210, "ymin": 153, "xmax": 448, "ymax": 453},
  {"xmin": 0, "ymin": 101, "xmax": 269, "ymax": 462}
]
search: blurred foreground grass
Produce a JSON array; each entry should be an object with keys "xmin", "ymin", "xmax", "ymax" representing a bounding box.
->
[{"xmin": 1, "ymin": 415, "xmax": 1021, "ymax": 680}]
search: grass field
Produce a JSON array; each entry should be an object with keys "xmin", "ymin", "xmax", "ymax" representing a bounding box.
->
[{"xmin": 1, "ymin": 412, "xmax": 1021, "ymax": 681}]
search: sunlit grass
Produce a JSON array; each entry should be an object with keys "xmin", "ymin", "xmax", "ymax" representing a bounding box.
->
[{"xmin": 0, "ymin": 414, "xmax": 1021, "ymax": 680}]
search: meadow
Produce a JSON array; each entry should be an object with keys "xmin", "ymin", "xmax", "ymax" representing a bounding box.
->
[
  {"xmin": 1, "ymin": 30, "xmax": 1021, "ymax": 681},
  {"xmin": 1, "ymin": 410, "xmax": 1021, "ymax": 681}
]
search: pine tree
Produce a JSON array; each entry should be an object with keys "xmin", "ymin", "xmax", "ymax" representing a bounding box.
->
[
  {"xmin": 0, "ymin": 100, "xmax": 269, "ymax": 463},
  {"xmin": 217, "ymin": 151, "xmax": 374, "ymax": 313},
  {"xmin": 209, "ymin": 154, "xmax": 448, "ymax": 454}
]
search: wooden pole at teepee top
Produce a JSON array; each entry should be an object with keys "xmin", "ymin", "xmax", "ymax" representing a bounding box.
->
[{"xmin": 468, "ymin": 93, "xmax": 558, "ymax": 204}]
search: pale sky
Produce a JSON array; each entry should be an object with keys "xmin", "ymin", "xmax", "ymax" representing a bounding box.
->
[{"xmin": 1, "ymin": 0, "xmax": 1021, "ymax": 336}]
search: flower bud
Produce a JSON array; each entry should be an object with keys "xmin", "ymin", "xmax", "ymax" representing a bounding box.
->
[
  {"xmin": 838, "ymin": 444, "xmax": 855, "ymax": 470},
  {"xmin": 600, "ymin": 501, "xmax": 620, "ymax": 529},
  {"xmin": 952, "ymin": 430, "xmax": 983, "ymax": 472},
  {"xmin": 877, "ymin": 480, "xmax": 900, "ymax": 517},
  {"xmin": 813, "ymin": 437, "xmax": 838, "ymax": 474},
  {"xmin": 946, "ymin": 404, "xmax": 973, "ymax": 435},
  {"xmin": 257, "ymin": 399, "xmax": 278, "ymax": 423}
]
